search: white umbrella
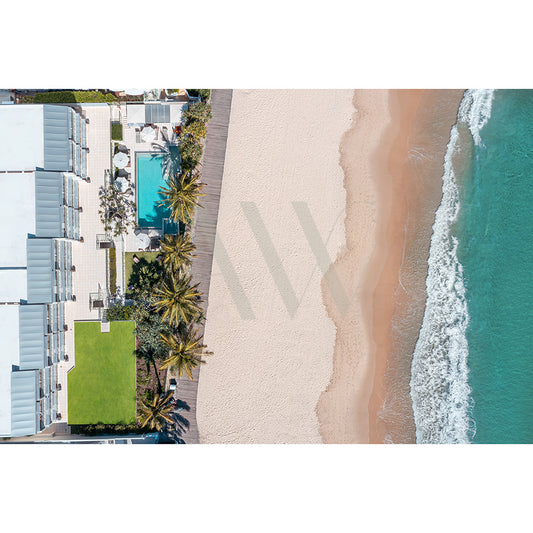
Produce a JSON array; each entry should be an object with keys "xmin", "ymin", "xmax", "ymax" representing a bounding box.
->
[
  {"xmin": 141, "ymin": 126, "xmax": 156, "ymax": 143},
  {"xmin": 113, "ymin": 151, "xmax": 129, "ymax": 169},
  {"xmin": 135, "ymin": 232, "xmax": 151, "ymax": 250},
  {"xmin": 125, "ymin": 89, "xmax": 145, "ymax": 96},
  {"xmin": 114, "ymin": 177, "xmax": 129, "ymax": 193}
]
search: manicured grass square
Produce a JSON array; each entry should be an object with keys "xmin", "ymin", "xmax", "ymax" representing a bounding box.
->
[{"xmin": 68, "ymin": 321, "xmax": 136, "ymax": 425}]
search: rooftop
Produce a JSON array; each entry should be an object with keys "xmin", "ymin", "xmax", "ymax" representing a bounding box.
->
[
  {"xmin": 0, "ymin": 105, "xmax": 45, "ymax": 170},
  {"xmin": 0, "ymin": 172, "xmax": 36, "ymax": 268},
  {"xmin": 0, "ymin": 306, "xmax": 22, "ymax": 436}
]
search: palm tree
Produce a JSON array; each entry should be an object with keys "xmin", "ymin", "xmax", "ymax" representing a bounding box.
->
[
  {"xmin": 153, "ymin": 272, "xmax": 202, "ymax": 326},
  {"xmin": 158, "ymin": 171, "xmax": 205, "ymax": 225},
  {"xmin": 139, "ymin": 392, "xmax": 175, "ymax": 431},
  {"xmin": 160, "ymin": 233, "xmax": 196, "ymax": 274},
  {"xmin": 160, "ymin": 327, "xmax": 213, "ymax": 379}
]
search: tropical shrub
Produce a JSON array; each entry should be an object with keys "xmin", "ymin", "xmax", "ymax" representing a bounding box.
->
[
  {"xmin": 178, "ymin": 137, "xmax": 203, "ymax": 170},
  {"xmin": 187, "ymin": 89, "xmax": 211, "ymax": 101},
  {"xmin": 182, "ymin": 101, "xmax": 213, "ymax": 125},
  {"xmin": 199, "ymin": 89, "xmax": 211, "ymax": 101},
  {"xmin": 71, "ymin": 423, "xmax": 141, "ymax": 436},
  {"xmin": 128, "ymin": 259, "xmax": 162, "ymax": 300},
  {"xmin": 131, "ymin": 300, "xmax": 173, "ymax": 360},
  {"xmin": 181, "ymin": 120, "xmax": 207, "ymax": 140},
  {"xmin": 106, "ymin": 303, "xmax": 133, "ymax": 321},
  {"xmin": 98, "ymin": 186, "xmax": 136, "ymax": 237}
]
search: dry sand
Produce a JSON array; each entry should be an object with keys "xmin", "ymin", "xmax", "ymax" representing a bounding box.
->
[
  {"xmin": 197, "ymin": 89, "xmax": 463, "ymax": 444},
  {"xmin": 197, "ymin": 90, "xmax": 353, "ymax": 443}
]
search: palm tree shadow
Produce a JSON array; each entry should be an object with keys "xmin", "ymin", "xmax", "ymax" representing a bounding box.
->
[
  {"xmin": 159, "ymin": 431, "xmax": 185, "ymax": 444},
  {"xmin": 175, "ymin": 399, "xmax": 191, "ymax": 411},
  {"xmin": 173, "ymin": 412, "xmax": 190, "ymax": 436}
]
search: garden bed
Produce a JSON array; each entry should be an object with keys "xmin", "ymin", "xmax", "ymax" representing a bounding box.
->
[
  {"xmin": 136, "ymin": 356, "xmax": 167, "ymax": 418},
  {"xmin": 124, "ymin": 251, "xmax": 161, "ymax": 295},
  {"xmin": 111, "ymin": 122, "xmax": 123, "ymax": 141},
  {"xmin": 109, "ymin": 247, "xmax": 117, "ymax": 295},
  {"xmin": 25, "ymin": 90, "xmax": 117, "ymax": 104}
]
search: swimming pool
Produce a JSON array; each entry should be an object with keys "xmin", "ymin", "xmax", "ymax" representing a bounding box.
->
[{"xmin": 136, "ymin": 153, "xmax": 171, "ymax": 228}]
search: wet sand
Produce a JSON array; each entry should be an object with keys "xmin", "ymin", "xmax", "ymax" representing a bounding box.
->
[{"xmin": 318, "ymin": 90, "xmax": 464, "ymax": 443}]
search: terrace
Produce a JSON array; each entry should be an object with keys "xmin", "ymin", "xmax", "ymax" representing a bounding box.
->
[{"xmin": 108, "ymin": 100, "xmax": 188, "ymax": 256}]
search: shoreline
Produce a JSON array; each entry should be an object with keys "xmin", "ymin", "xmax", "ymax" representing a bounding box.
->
[
  {"xmin": 317, "ymin": 90, "xmax": 392, "ymax": 443},
  {"xmin": 318, "ymin": 89, "xmax": 464, "ymax": 444}
]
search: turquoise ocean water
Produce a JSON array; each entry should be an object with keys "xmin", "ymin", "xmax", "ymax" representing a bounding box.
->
[{"xmin": 410, "ymin": 90, "xmax": 533, "ymax": 443}]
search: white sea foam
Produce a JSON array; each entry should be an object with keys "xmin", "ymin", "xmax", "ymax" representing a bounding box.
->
[
  {"xmin": 458, "ymin": 89, "xmax": 495, "ymax": 146},
  {"xmin": 410, "ymin": 89, "xmax": 495, "ymax": 444}
]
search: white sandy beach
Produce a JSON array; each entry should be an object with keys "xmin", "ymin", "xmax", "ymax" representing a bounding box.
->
[{"xmin": 197, "ymin": 90, "xmax": 353, "ymax": 443}]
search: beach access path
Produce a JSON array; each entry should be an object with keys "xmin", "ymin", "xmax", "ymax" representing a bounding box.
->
[{"xmin": 170, "ymin": 89, "xmax": 233, "ymax": 444}]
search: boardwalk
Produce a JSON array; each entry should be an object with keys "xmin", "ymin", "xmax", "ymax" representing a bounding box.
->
[{"xmin": 172, "ymin": 89, "xmax": 233, "ymax": 444}]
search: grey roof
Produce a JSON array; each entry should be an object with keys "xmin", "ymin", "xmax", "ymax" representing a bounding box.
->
[
  {"xmin": 35, "ymin": 171, "xmax": 63, "ymax": 237},
  {"xmin": 18, "ymin": 305, "xmax": 46, "ymax": 370},
  {"xmin": 81, "ymin": 148, "xmax": 87, "ymax": 179},
  {"xmin": 11, "ymin": 371, "xmax": 38, "ymax": 437},
  {"xmin": 26, "ymin": 239, "xmax": 54, "ymax": 303},
  {"xmin": 81, "ymin": 119, "xmax": 87, "ymax": 148},
  {"xmin": 42, "ymin": 106, "xmax": 72, "ymax": 172},
  {"xmin": 146, "ymin": 103, "xmax": 170, "ymax": 123}
]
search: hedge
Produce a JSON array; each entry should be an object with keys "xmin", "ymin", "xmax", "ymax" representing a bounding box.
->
[
  {"xmin": 31, "ymin": 90, "xmax": 117, "ymax": 104},
  {"xmin": 109, "ymin": 247, "xmax": 117, "ymax": 294},
  {"xmin": 111, "ymin": 122, "xmax": 123, "ymax": 141}
]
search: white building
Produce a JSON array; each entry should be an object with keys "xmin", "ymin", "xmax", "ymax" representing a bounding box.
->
[{"xmin": 0, "ymin": 104, "xmax": 88, "ymax": 437}]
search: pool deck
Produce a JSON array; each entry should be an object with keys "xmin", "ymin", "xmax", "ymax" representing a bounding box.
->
[
  {"xmin": 168, "ymin": 89, "xmax": 233, "ymax": 444},
  {"xmin": 114, "ymin": 107, "xmax": 177, "ymax": 254}
]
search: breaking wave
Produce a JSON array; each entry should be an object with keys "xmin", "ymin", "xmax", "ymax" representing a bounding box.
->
[{"xmin": 409, "ymin": 90, "xmax": 495, "ymax": 443}]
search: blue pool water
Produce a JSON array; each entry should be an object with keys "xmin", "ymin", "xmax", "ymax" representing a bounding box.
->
[{"xmin": 136, "ymin": 153, "xmax": 171, "ymax": 228}]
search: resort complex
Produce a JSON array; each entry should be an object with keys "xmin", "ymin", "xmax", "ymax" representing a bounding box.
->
[
  {"xmin": 0, "ymin": 89, "xmax": 220, "ymax": 440},
  {"xmin": 3, "ymin": 88, "xmax": 532, "ymax": 449}
]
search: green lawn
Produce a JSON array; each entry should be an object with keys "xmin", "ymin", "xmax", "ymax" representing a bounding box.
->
[
  {"xmin": 124, "ymin": 251, "xmax": 160, "ymax": 293},
  {"xmin": 111, "ymin": 122, "xmax": 123, "ymax": 141},
  {"xmin": 68, "ymin": 321, "xmax": 136, "ymax": 425}
]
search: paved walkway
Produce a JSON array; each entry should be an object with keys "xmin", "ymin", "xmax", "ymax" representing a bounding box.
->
[
  {"xmin": 171, "ymin": 89, "xmax": 233, "ymax": 444},
  {"xmin": 57, "ymin": 105, "xmax": 111, "ymax": 420}
]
